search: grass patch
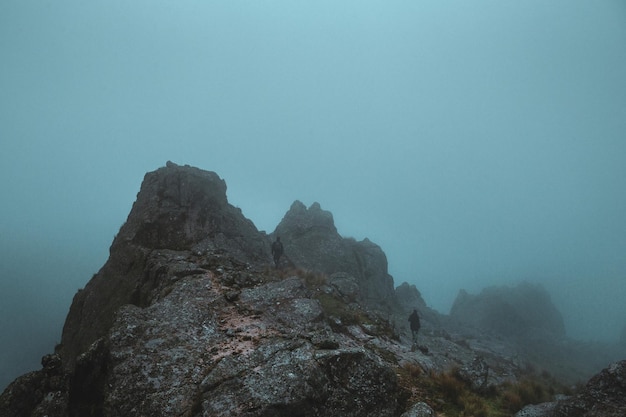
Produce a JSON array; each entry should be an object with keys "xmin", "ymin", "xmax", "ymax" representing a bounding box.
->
[{"xmin": 396, "ymin": 363, "xmax": 572, "ymax": 416}]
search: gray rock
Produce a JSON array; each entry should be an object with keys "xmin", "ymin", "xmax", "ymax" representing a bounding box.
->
[
  {"xmin": 59, "ymin": 162, "xmax": 269, "ymax": 369},
  {"xmin": 401, "ymin": 401, "xmax": 435, "ymax": 417},
  {"xmin": 272, "ymin": 200, "xmax": 397, "ymax": 312},
  {"xmin": 514, "ymin": 401, "xmax": 558, "ymax": 417},
  {"xmin": 458, "ymin": 355, "xmax": 489, "ymax": 392},
  {"xmin": 328, "ymin": 272, "xmax": 361, "ymax": 302},
  {"xmin": 549, "ymin": 360, "xmax": 626, "ymax": 417}
]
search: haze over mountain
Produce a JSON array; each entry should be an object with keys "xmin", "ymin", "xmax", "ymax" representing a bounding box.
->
[
  {"xmin": 2, "ymin": 0, "xmax": 625, "ymax": 391},
  {"xmin": 2, "ymin": 162, "xmax": 624, "ymax": 417}
]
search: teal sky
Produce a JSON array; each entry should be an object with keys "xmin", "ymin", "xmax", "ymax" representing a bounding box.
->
[{"xmin": 1, "ymin": 1, "xmax": 625, "ymax": 389}]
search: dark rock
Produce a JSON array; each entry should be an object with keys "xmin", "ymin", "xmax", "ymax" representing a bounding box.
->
[
  {"xmin": 328, "ymin": 272, "xmax": 361, "ymax": 302},
  {"xmin": 395, "ymin": 282, "xmax": 428, "ymax": 313},
  {"xmin": 0, "ymin": 371, "xmax": 46, "ymax": 416},
  {"xmin": 224, "ymin": 289, "xmax": 241, "ymax": 302},
  {"xmin": 273, "ymin": 201, "xmax": 397, "ymax": 312},
  {"xmin": 68, "ymin": 338, "xmax": 108, "ymax": 417},
  {"xmin": 516, "ymin": 361, "xmax": 626, "ymax": 417},
  {"xmin": 549, "ymin": 360, "xmax": 626, "ymax": 417},
  {"xmin": 59, "ymin": 162, "xmax": 269, "ymax": 369},
  {"xmin": 0, "ymin": 355, "xmax": 70, "ymax": 417}
]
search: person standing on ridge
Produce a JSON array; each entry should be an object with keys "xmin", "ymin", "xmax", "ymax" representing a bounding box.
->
[
  {"xmin": 271, "ymin": 236, "xmax": 284, "ymax": 268},
  {"xmin": 408, "ymin": 308, "xmax": 421, "ymax": 343}
]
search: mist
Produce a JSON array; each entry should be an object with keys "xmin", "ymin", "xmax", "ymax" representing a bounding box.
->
[{"xmin": 2, "ymin": 0, "xmax": 625, "ymax": 391}]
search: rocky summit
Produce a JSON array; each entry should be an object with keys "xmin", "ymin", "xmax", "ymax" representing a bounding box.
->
[{"xmin": 1, "ymin": 162, "xmax": 624, "ymax": 417}]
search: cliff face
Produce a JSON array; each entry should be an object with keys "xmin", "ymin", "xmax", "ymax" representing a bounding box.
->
[
  {"xmin": 60, "ymin": 162, "xmax": 269, "ymax": 368},
  {"xmin": 1, "ymin": 162, "xmax": 624, "ymax": 417},
  {"xmin": 272, "ymin": 200, "xmax": 397, "ymax": 312}
]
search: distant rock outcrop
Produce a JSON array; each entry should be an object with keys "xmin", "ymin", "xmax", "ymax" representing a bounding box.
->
[
  {"xmin": 272, "ymin": 200, "xmax": 397, "ymax": 312},
  {"xmin": 449, "ymin": 282, "xmax": 566, "ymax": 339}
]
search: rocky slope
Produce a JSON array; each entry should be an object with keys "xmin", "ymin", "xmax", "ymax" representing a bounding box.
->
[
  {"xmin": 1, "ymin": 162, "xmax": 624, "ymax": 417},
  {"xmin": 515, "ymin": 360, "xmax": 626, "ymax": 417}
]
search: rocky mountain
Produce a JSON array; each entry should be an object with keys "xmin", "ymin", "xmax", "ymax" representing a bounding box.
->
[
  {"xmin": 448, "ymin": 284, "xmax": 623, "ymax": 384},
  {"xmin": 1, "ymin": 162, "xmax": 624, "ymax": 417}
]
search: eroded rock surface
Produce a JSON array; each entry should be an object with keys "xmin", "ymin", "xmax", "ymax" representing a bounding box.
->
[{"xmin": 273, "ymin": 200, "xmax": 397, "ymax": 311}]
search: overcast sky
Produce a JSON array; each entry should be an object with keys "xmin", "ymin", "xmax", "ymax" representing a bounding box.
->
[{"xmin": 1, "ymin": 0, "xmax": 625, "ymax": 390}]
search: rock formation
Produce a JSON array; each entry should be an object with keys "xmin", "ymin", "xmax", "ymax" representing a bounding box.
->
[
  {"xmin": 450, "ymin": 282, "xmax": 566, "ymax": 339},
  {"xmin": 549, "ymin": 360, "xmax": 626, "ymax": 417},
  {"xmin": 515, "ymin": 360, "xmax": 626, "ymax": 417},
  {"xmin": 395, "ymin": 282, "xmax": 442, "ymax": 335},
  {"xmin": 272, "ymin": 200, "xmax": 397, "ymax": 312},
  {"xmin": 1, "ymin": 162, "xmax": 405, "ymax": 417},
  {"xmin": 1, "ymin": 162, "xmax": 624, "ymax": 417},
  {"xmin": 60, "ymin": 161, "xmax": 270, "ymax": 369}
]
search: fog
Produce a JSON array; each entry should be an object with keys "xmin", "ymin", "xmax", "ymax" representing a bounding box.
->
[{"xmin": 2, "ymin": 0, "xmax": 625, "ymax": 390}]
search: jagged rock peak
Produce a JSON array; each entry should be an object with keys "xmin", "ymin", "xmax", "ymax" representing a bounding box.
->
[
  {"xmin": 551, "ymin": 360, "xmax": 626, "ymax": 417},
  {"xmin": 274, "ymin": 200, "xmax": 397, "ymax": 311},
  {"xmin": 59, "ymin": 162, "xmax": 269, "ymax": 369},
  {"xmin": 114, "ymin": 161, "xmax": 254, "ymax": 252},
  {"xmin": 279, "ymin": 200, "xmax": 337, "ymax": 234}
]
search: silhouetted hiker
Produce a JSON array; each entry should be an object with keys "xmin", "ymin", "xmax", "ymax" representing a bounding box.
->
[
  {"xmin": 408, "ymin": 309, "xmax": 421, "ymax": 342},
  {"xmin": 271, "ymin": 236, "xmax": 284, "ymax": 268}
]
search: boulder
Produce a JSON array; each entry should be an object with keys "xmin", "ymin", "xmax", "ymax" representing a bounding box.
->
[{"xmin": 395, "ymin": 282, "xmax": 428, "ymax": 313}]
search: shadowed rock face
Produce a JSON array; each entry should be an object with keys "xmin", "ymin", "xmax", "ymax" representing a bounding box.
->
[
  {"xmin": 272, "ymin": 200, "xmax": 397, "ymax": 312},
  {"xmin": 60, "ymin": 162, "xmax": 270, "ymax": 369}
]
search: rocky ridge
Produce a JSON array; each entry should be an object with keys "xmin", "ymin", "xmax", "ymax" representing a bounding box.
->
[{"xmin": 1, "ymin": 162, "xmax": 624, "ymax": 417}]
